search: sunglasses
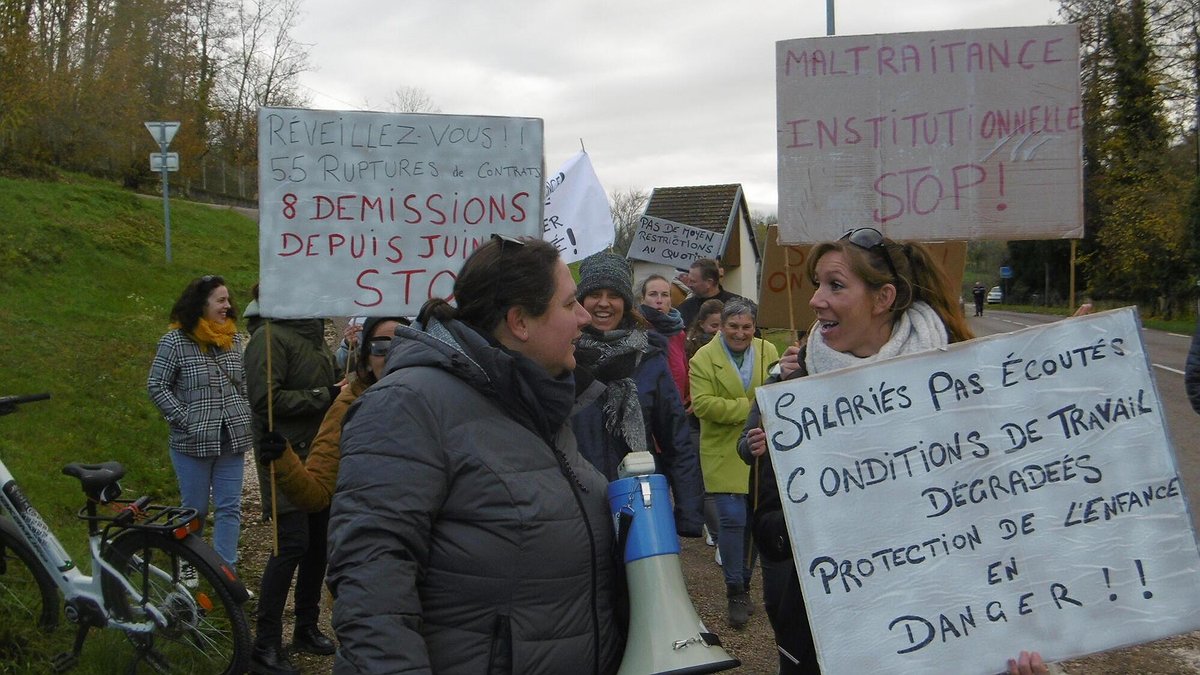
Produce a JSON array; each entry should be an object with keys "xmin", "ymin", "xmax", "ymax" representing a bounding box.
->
[
  {"xmin": 368, "ymin": 337, "xmax": 392, "ymax": 357},
  {"xmin": 840, "ymin": 228, "xmax": 899, "ymax": 284},
  {"xmin": 491, "ymin": 233, "xmax": 529, "ymax": 249}
]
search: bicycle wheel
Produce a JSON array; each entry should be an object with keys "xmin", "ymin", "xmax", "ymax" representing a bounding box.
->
[
  {"xmin": 101, "ymin": 532, "xmax": 250, "ymax": 675},
  {"xmin": 0, "ymin": 521, "xmax": 59, "ymax": 630}
]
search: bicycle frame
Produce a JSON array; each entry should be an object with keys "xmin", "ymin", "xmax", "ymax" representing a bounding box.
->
[{"xmin": 0, "ymin": 457, "xmax": 173, "ymax": 634}]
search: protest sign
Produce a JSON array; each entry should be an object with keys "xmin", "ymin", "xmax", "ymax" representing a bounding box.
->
[
  {"xmin": 776, "ymin": 24, "xmax": 1083, "ymax": 244},
  {"xmin": 754, "ymin": 308, "xmax": 1200, "ymax": 674},
  {"xmin": 257, "ymin": 107, "xmax": 544, "ymax": 317},
  {"xmin": 627, "ymin": 214, "xmax": 724, "ymax": 269},
  {"xmin": 756, "ymin": 225, "xmax": 966, "ymax": 331},
  {"xmin": 542, "ymin": 151, "xmax": 613, "ymax": 263}
]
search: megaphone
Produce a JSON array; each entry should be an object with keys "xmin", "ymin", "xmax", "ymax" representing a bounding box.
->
[{"xmin": 608, "ymin": 452, "xmax": 740, "ymax": 675}]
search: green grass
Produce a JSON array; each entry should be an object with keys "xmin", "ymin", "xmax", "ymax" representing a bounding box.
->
[{"xmin": 0, "ymin": 172, "xmax": 257, "ymax": 672}]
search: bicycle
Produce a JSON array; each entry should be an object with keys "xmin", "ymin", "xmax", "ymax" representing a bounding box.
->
[{"xmin": 0, "ymin": 393, "xmax": 252, "ymax": 673}]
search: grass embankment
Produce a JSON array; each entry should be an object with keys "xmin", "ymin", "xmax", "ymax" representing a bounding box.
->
[{"xmin": 0, "ymin": 172, "xmax": 258, "ymax": 671}]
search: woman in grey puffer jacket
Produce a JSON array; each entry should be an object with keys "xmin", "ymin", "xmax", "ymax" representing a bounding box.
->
[{"xmin": 327, "ymin": 237, "xmax": 624, "ymax": 674}]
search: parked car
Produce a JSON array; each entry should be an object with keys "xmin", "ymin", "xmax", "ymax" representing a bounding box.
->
[{"xmin": 987, "ymin": 286, "xmax": 1003, "ymax": 304}]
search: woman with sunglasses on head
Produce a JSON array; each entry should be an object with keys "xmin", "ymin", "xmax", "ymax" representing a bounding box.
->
[
  {"xmin": 571, "ymin": 253, "xmax": 705, "ymax": 539},
  {"xmin": 257, "ymin": 316, "xmax": 409, "ymax": 513},
  {"xmin": 327, "ymin": 237, "xmax": 623, "ymax": 675},
  {"xmin": 739, "ymin": 229, "xmax": 1052, "ymax": 675},
  {"xmin": 147, "ymin": 275, "xmax": 253, "ymax": 570}
]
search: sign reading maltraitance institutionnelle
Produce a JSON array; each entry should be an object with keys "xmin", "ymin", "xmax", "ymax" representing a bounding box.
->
[{"xmin": 776, "ymin": 24, "xmax": 1083, "ymax": 244}]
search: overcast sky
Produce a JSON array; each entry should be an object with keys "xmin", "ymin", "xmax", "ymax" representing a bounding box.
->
[{"xmin": 292, "ymin": 0, "xmax": 1061, "ymax": 215}]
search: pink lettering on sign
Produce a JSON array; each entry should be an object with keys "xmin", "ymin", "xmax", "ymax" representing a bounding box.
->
[
  {"xmin": 353, "ymin": 267, "xmax": 458, "ymax": 308},
  {"xmin": 782, "ymin": 36, "xmax": 1067, "ymax": 78},
  {"xmin": 872, "ymin": 162, "xmax": 1007, "ymax": 224},
  {"xmin": 784, "ymin": 105, "xmax": 1081, "ymax": 151},
  {"xmin": 302, "ymin": 191, "xmax": 530, "ymax": 226}
]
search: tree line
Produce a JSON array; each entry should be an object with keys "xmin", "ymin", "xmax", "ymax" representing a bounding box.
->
[
  {"xmin": 1010, "ymin": 0, "xmax": 1200, "ymax": 317},
  {"xmin": 3, "ymin": 0, "xmax": 1199, "ymax": 317},
  {"xmin": 0, "ymin": 0, "xmax": 307, "ymax": 191}
]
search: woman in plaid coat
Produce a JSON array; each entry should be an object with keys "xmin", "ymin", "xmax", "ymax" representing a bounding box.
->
[{"xmin": 147, "ymin": 275, "xmax": 253, "ymax": 567}]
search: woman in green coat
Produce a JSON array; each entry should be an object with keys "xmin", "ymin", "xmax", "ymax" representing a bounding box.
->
[{"xmin": 689, "ymin": 297, "xmax": 778, "ymax": 628}]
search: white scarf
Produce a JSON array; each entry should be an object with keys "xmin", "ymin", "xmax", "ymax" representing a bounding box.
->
[{"xmin": 805, "ymin": 301, "xmax": 948, "ymax": 376}]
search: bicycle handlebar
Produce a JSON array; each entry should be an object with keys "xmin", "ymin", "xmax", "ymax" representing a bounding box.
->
[{"xmin": 0, "ymin": 393, "xmax": 51, "ymax": 416}]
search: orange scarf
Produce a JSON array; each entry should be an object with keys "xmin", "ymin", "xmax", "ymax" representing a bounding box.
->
[{"xmin": 173, "ymin": 318, "xmax": 237, "ymax": 352}]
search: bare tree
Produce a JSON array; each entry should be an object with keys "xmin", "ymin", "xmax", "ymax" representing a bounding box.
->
[
  {"xmin": 215, "ymin": 0, "xmax": 309, "ymax": 164},
  {"xmin": 609, "ymin": 187, "xmax": 648, "ymax": 256},
  {"xmin": 386, "ymin": 85, "xmax": 439, "ymax": 113}
]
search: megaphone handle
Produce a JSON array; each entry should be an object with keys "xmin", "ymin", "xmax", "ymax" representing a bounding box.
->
[{"xmin": 615, "ymin": 508, "xmax": 634, "ymax": 559}]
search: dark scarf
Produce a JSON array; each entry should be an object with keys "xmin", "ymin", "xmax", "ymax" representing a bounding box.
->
[
  {"xmin": 574, "ymin": 326, "xmax": 650, "ymax": 454},
  {"xmin": 639, "ymin": 305, "xmax": 685, "ymax": 337},
  {"xmin": 422, "ymin": 317, "xmax": 576, "ymax": 447}
]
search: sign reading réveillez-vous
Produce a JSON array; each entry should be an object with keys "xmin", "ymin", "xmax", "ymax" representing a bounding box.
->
[
  {"xmin": 754, "ymin": 308, "xmax": 1200, "ymax": 674},
  {"xmin": 776, "ymin": 24, "xmax": 1083, "ymax": 244},
  {"xmin": 627, "ymin": 214, "xmax": 724, "ymax": 269},
  {"xmin": 257, "ymin": 107, "xmax": 544, "ymax": 318}
]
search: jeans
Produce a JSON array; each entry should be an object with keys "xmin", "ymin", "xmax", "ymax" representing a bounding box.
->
[
  {"xmin": 713, "ymin": 493, "xmax": 755, "ymax": 588},
  {"xmin": 255, "ymin": 508, "xmax": 330, "ymax": 644},
  {"xmin": 171, "ymin": 448, "xmax": 244, "ymax": 566}
]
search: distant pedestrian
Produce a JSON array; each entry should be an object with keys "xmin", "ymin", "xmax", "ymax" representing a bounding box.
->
[{"xmin": 972, "ymin": 280, "xmax": 986, "ymax": 317}]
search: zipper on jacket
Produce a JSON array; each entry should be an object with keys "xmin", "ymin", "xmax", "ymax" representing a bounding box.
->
[{"xmin": 487, "ymin": 613, "xmax": 512, "ymax": 674}]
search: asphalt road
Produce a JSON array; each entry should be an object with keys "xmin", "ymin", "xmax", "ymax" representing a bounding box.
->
[{"xmin": 969, "ymin": 308, "xmax": 1200, "ymax": 537}]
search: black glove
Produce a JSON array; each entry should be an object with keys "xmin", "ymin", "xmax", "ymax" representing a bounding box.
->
[{"xmin": 259, "ymin": 431, "xmax": 289, "ymax": 464}]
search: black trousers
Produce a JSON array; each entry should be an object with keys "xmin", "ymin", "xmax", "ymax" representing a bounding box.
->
[
  {"xmin": 760, "ymin": 556, "xmax": 820, "ymax": 674},
  {"xmin": 255, "ymin": 508, "xmax": 330, "ymax": 644}
]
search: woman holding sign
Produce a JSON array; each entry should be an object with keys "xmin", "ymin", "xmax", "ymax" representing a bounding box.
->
[
  {"xmin": 326, "ymin": 237, "xmax": 623, "ymax": 674},
  {"xmin": 739, "ymin": 229, "xmax": 1053, "ymax": 674}
]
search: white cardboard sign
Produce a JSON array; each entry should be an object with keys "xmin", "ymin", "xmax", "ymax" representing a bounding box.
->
[
  {"xmin": 257, "ymin": 107, "xmax": 544, "ymax": 318},
  {"xmin": 776, "ymin": 24, "xmax": 1083, "ymax": 244},
  {"xmin": 754, "ymin": 308, "xmax": 1200, "ymax": 675},
  {"xmin": 626, "ymin": 214, "xmax": 724, "ymax": 269}
]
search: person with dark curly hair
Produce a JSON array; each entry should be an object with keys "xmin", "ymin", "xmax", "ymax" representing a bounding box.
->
[{"xmin": 147, "ymin": 274, "xmax": 253, "ymax": 568}]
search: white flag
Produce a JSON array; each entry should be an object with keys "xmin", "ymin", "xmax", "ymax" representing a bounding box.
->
[{"xmin": 542, "ymin": 151, "xmax": 613, "ymax": 263}]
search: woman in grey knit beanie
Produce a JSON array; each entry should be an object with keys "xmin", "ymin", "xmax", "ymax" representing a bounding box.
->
[{"xmin": 570, "ymin": 251, "xmax": 705, "ymax": 540}]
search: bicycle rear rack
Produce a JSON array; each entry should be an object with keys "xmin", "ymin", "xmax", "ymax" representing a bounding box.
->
[{"xmin": 76, "ymin": 500, "xmax": 199, "ymax": 537}]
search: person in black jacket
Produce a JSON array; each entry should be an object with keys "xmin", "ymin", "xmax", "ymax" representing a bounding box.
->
[
  {"xmin": 737, "ymin": 229, "xmax": 1048, "ymax": 675},
  {"xmin": 327, "ymin": 237, "xmax": 624, "ymax": 674}
]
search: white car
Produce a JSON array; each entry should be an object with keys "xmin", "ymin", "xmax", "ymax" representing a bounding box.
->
[{"xmin": 986, "ymin": 286, "xmax": 1003, "ymax": 304}]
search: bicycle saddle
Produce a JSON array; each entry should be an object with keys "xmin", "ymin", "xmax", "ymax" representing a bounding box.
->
[{"xmin": 62, "ymin": 461, "xmax": 126, "ymax": 493}]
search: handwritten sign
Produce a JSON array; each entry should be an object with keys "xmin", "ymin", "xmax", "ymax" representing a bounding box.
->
[
  {"xmin": 754, "ymin": 308, "xmax": 1200, "ymax": 674},
  {"xmin": 756, "ymin": 225, "xmax": 966, "ymax": 331},
  {"xmin": 776, "ymin": 25, "xmax": 1083, "ymax": 244},
  {"xmin": 257, "ymin": 107, "xmax": 544, "ymax": 317},
  {"xmin": 627, "ymin": 214, "xmax": 724, "ymax": 268}
]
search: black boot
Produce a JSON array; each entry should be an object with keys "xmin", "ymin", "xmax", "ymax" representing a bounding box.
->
[
  {"xmin": 250, "ymin": 640, "xmax": 300, "ymax": 675},
  {"xmin": 293, "ymin": 624, "xmax": 337, "ymax": 656},
  {"xmin": 727, "ymin": 583, "xmax": 750, "ymax": 629}
]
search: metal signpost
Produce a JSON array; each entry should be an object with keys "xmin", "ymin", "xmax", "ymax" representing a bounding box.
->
[{"xmin": 144, "ymin": 121, "xmax": 180, "ymax": 263}]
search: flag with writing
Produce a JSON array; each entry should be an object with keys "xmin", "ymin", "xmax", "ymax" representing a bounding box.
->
[{"xmin": 542, "ymin": 151, "xmax": 613, "ymax": 263}]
